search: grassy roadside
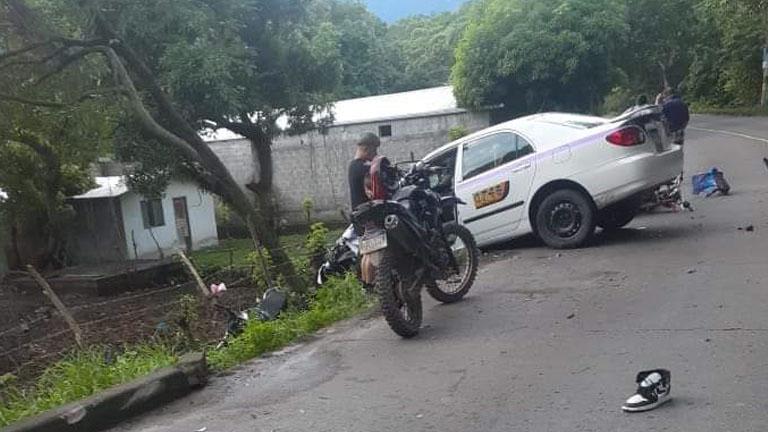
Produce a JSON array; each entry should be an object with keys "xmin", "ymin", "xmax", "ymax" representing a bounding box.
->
[
  {"xmin": 208, "ymin": 273, "xmax": 371, "ymax": 370},
  {"xmin": 0, "ymin": 345, "xmax": 178, "ymax": 427},
  {"xmin": 0, "ymin": 226, "xmax": 368, "ymax": 428},
  {"xmin": 692, "ymin": 106, "xmax": 768, "ymax": 117},
  {"xmin": 190, "ymin": 229, "xmax": 342, "ymax": 276}
]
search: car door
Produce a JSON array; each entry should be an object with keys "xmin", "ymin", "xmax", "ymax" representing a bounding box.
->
[{"xmin": 455, "ymin": 131, "xmax": 536, "ymax": 243}]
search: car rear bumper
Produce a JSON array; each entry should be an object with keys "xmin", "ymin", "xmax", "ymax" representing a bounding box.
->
[{"xmin": 590, "ymin": 145, "xmax": 683, "ymax": 209}]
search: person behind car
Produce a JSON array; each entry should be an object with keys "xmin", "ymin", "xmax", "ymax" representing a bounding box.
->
[
  {"xmin": 661, "ymin": 89, "xmax": 690, "ymax": 145},
  {"xmin": 348, "ymin": 132, "xmax": 380, "ymax": 211}
]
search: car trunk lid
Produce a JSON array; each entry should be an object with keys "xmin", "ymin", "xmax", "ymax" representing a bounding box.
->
[{"xmin": 609, "ymin": 105, "xmax": 670, "ymax": 152}]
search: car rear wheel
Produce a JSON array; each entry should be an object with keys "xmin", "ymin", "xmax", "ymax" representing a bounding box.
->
[{"xmin": 535, "ymin": 189, "xmax": 596, "ymax": 249}]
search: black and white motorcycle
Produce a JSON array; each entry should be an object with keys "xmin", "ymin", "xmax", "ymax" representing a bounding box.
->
[{"xmin": 316, "ymin": 224, "xmax": 359, "ymax": 285}]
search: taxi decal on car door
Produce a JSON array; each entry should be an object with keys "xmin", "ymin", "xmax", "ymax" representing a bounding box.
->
[{"xmin": 472, "ymin": 181, "xmax": 510, "ymax": 209}]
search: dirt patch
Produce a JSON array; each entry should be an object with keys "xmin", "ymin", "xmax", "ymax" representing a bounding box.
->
[{"xmin": 0, "ymin": 270, "xmax": 262, "ymax": 382}]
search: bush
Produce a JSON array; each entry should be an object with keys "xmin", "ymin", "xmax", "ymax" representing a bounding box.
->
[
  {"xmin": 207, "ymin": 273, "xmax": 371, "ymax": 370},
  {"xmin": 0, "ymin": 344, "xmax": 177, "ymax": 427},
  {"xmin": 448, "ymin": 125, "xmax": 469, "ymax": 141},
  {"xmin": 600, "ymin": 86, "xmax": 635, "ymax": 116}
]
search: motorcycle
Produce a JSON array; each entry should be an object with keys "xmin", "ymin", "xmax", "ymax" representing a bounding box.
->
[
  {"xmin": 352, "ymin": 156, "xmax": 479, "ymax": 338},
  {"xmin": 213, "ymin": 287, "xmax": 286, "ymax": 349},
  {"xmin": 316, "ymin": 224, "xmax": 359, "ymax": 286},
  {"xmin": 640, "ymin": 174, "xmax": 693, "ymax": 213}
]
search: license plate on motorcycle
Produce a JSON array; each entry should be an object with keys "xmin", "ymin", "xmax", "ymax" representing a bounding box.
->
[{"xmin": 360, "ymin": 232, "xmax": 387, "ymax": 254}]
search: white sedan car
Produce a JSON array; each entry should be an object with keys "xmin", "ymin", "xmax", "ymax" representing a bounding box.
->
[{"xmin": 424, "ymin": 106, "xmax": 683, "ymax": 249}]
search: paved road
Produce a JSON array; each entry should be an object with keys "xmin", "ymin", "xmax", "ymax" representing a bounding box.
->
[{"xmin": 114, "ymin": 115, "xmax": 768, "ymax": 432}]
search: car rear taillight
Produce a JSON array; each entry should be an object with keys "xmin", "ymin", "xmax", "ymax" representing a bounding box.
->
[{"xmin": 606, "ymin": 126, "xmax": 646, "ymax": 147}]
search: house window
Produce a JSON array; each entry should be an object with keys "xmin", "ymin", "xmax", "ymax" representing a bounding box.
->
[
  {"xmin": 141, "ymin": 199, "xmax": 165, "ymax": 228},
  {"xmin": 378, "ymin": 125, "xmax": 392, "ymax": 138}
]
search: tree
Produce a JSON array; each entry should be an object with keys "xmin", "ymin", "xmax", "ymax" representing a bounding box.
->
[
  {"xmin": 452, "ymin": 0, "xmax": 627, "ymax": 114},
  {"xmin": 0, "ymin": 0, "xmax": 344, "ymax": 296},
  {"xmin": 686, "ymin": 0, "xmax": 766, "ymax": 106},
  {"xmin": 0, "ymin": 3, "xmax": 114, "ymax": 268},
  {"xmin": 309, "ymin": 0, "xmax": 400, "ymax": 98},
  {"xmin": 622, "ymin": 0, "xmax": 701, "ymax": 94},
  {"xmin": 384, "ymin": 10, "xmax": 470, "ymax": 91}
]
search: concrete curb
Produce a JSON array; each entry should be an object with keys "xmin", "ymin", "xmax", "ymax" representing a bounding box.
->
[{"xmin": 2, "ymin": 352, "xmax": 207, "ymax": 432}]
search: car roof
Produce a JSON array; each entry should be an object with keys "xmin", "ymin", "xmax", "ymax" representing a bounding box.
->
[{"xmin": 425, "ymin": 112, "xmax": 611, "ymax": 160}]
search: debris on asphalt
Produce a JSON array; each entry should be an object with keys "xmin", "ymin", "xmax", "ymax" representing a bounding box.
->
[
  {"xmin": 746, "ymin": 225, "xmax": 755, "ymax": 232},
  {"xmin": 763, "ymin": 157, "xmax": 768, "ymax": 172},
  {"xmin": 622, "ymin": 369, "xmax": 672, "ymax": 412},
  {"xmin": 195, "ymin": 427, "xmax": 207, "ymax": 432},
  {"xmin": 687, "ymin": 268, "xmax": 697, "ymax": 274},
  {"xmin": 692, "ymin": 167, "xmax": 731, "ymax": 197},
  {"xmin": 566, "ymin": 313, "xmax": 576, "ymax": 319}
]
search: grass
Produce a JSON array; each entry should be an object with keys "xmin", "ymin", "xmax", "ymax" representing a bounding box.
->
[
  {"xmin": 208, "ymin": 273, "xmax": 372, "ymax": 370},
  {"xmin": 0, "ymin": 344, "xmax": 177, "ymax": 428},
  {"xmin": 692, "ymin": 105, "xmax": 768, "ymax": 117},
  {"xmin": 191, "ymin": 230, "xmax": 342, "ymax": 275},
  {"xmin": 1, "ymin": 226, "xmax": 363, "ymax": 428}
]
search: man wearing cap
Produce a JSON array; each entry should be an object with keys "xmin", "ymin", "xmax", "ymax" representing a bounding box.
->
[{"xmin": 348, "ymin": 132, "xmax": 380, "ymax": 210}]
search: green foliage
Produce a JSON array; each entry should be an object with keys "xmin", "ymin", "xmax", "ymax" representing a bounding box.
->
[
  {"xmin": 384, "ymin": 10, "xmax": 471, "ymax": 91},
  {"xmin": 448, "ymin": 125, "xmax": 470, "ymax": 141},
  {"xmin": 305, "ymin": 222, "xmax": 330, "ymax": 257},
  {"xmin": 622, "ymin": 0, "xmax": 702, "ymax": 94},
  {"xmin": 0, "ymin": 344, "xmax": 177, "ymax": 428},
  {"xmin": 684, "ymin": 0, "xmax": 765, "ymax": 107},
  {"xmin": 600, "ymin": 86, "xmax": 635, "ymax": 116},
  {"xmin": 247, "ymin": 248, "xmax": 275, "ymax": 289},
  {"xmin": 302, "ymin": 197, "xmax": 314, "ymax": 224},
  {"xmin": 208, "ymin": 273, "xmax": 371, "ymax": 370},
  {"xmin": 452, "ymin": 0, "xmax": 628, "ymax": 114}
]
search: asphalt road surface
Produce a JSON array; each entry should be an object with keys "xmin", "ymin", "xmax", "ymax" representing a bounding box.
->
[{"xmin": 114, "ymin": 115, "xmax": 768, "ymax": 432}]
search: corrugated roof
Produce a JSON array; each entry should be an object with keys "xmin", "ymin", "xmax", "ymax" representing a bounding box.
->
[
  {"xmin": 203, "ymin": 85, "xmax": 464, "ymax": 142},
  {"xmin": 71, "ymin": 176, "xmax": 129, "ymax": 199}
]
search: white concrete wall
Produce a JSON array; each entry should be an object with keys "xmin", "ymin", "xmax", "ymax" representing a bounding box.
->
[
  {"xmin": 121, "ymin": 181, "xmax": 219, "ymax": 260},
  {"xmin": 271, "ymin": 111, "xmax": 491, "ymax": 223}
]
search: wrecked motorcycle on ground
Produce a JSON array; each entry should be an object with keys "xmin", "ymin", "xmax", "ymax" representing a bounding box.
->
[{"xmin": 352, "ymin": 156, "xmax": 479, "ymax": 338}]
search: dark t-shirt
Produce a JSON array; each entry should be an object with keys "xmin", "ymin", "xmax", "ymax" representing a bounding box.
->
[
  {"xmin": 662, "ymin": 96, "xmax": 690, "ymax": 132},
  {"xmin": 348, "ymin": 158, "xmax": 370, "ymax": 210}
]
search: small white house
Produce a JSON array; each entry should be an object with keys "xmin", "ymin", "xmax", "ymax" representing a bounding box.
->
[{"xmin": 68, "ymin": 177, "xmax": 218, "ymax": 263}]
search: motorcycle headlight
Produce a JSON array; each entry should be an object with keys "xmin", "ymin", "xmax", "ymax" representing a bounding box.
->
[{"xmin": 384, "ymin": 214, "xmax": 399, "ymax": 230}]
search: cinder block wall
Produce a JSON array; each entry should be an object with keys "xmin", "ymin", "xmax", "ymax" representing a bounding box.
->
[{"xmin": 211, "ymin": 111, "xmax": 490, "ymax": 225}]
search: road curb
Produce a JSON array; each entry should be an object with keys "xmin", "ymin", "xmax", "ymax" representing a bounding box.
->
[{"xmin": 1, "ymin": 352, "xmax": 207, "ymax": 432}]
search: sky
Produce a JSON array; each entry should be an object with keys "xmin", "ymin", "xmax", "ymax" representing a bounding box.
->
[{"xmin": 363, "ymin": 0, "xmax": 468, "ymax": 23}]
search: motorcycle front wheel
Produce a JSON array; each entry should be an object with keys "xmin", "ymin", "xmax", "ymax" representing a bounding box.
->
[
  {"xmin": 427, "ymin": 224, "xmax": 479, "ymax": 304},
  {"xmin": 377, "ymin": 250, "xmax": 422, "ymax": 338}
]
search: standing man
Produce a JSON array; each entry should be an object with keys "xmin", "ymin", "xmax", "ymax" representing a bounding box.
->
[
  {"xmin": 348, "ymin": 132, "xmax": 380, "ymax": 210},
  {"xmin": 661, "ymin": 89, "xmax": 690, "ymax": 145}
]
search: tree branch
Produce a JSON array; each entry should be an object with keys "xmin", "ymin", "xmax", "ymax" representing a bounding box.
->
[
  {"xmin": 0, "ymin": 92, "xmax": 65, "ymax": 108},
  {"xmin": 31, "ymin": 46, "xmax": 104, "ymax": 87},
  {"xmin": 0, "ymin": 41, "xmax": 52, "ymax": 62},
  {"xmin": 101, "ymin": 47, "xmax": 202, "ymax": 166}
]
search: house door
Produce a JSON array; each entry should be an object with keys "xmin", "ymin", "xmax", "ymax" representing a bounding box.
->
[{"xmin": 173, "ymin": 197, "xmax": 193, "ymax": 252}]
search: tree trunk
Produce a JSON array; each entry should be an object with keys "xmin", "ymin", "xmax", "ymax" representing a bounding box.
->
[{"xmin": 100, "ymin": 46, "xmax": 306, "ymax": 297}]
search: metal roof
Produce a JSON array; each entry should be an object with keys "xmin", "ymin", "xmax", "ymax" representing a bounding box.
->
[
  {"xmin": 71, "ymin": 176, "xmax": 129, "ymax": 199},
  {"xmin": 204, "ymin": 85, "xmax": 465, "ymax": 142}
]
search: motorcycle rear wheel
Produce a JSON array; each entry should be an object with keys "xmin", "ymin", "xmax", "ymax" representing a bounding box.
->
[
  {"xmin": 377, "ymin": 250, "xmax": 422, "ymax": 338},
  {"xmin": 427, "ymin": 224, "xmax": 479, "ymax": 304}
]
